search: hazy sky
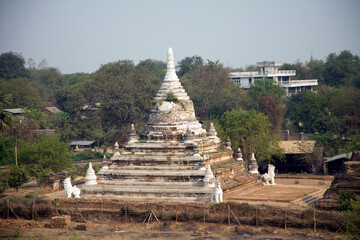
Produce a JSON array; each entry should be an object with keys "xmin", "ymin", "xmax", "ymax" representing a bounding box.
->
[{"xmin": 1, "ymin": 0, "xmax": 359, "ymax": 74}]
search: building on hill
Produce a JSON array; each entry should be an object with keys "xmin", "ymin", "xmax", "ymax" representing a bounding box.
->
[
  {"xmin": 323, "ymin": 152, "xmax": 353, "ymax": 175},
  {"xmin": 275, "ymin": 140, "xmax": 323, "ymax": 173},
  {"xmin": 70, "ymin": 141, "xmax": 96, "ymax": 150},
  {"xmin": 229, "ymin": 61, "xmax": 318, "ymax": 96},
  {"xmin": 43, "ymin": 106, "xmax": 62, "ymax": 116}
]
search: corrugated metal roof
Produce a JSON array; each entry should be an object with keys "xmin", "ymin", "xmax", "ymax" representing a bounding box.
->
[
  {"xmin": 280, "ymin": 140, "xmax": 316, "ymax": 154},
  {"xmin": 4, "ymin": 108, "xmax": 24, "ymax": 114},
  {"xmin": 45, "ymin": 107, "xmax": 62, "ymax": 114},
  {"xmin": 70, "ymin": 141, "xmax": 95, "ymax": 146},
  {"xmin": 324, "ymin": 152, "xmax": 353, "ymax": 163}
]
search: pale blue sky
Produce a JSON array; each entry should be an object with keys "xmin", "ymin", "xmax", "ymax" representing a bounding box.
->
[{"xmin": 0, "ymin": 0, "xmax": 359, "ymax": 73}]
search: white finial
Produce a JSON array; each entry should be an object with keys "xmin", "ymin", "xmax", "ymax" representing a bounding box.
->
[
  {"xmin": 167, "ymin": 47, "xmax": 174, "ymax": 70},
  {"xmin": 164, "ymin": 47, "xmax": 179, "ymax": 82}
]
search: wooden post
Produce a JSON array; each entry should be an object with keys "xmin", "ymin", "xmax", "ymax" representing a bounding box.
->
[
  {"xmin": 32, "ymin": 198, "xmax": 35, "ymax": 220},
  {"xmin": 203, "ymin": 206, "xmax": 206, "ymax": 224},
  {"xmin": 7, "ymin": 199, "xmax": 9, "ymax": 219},
  {"xmin": 100, "ymin": 199, "xmax": 103, "ymax": 220},
  {"xmin": 125, "ymin": 205, "xmax": 128, "ymax": 222},
  {"xmin": 175, "ymin": 205, "xmax": 178, "ymax": 223},
  {"xmin": 255, "ymin": 206, "xmax": 258, "ymax": 227},
  {"xmin": 313, "ymin": 206, "xmax": 316, "ymax": 232},
  {"xmin": 227, "ymin": 204, "xmax": 231, "ymax": 225}
]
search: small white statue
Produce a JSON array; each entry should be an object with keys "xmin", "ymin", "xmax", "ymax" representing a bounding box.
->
[
  {"xmin": 63, "ymin": 177, "xmax": 81, "ymax": 198},
  {"xmin": 211, "ymin": 180, "xmax": 223, "ymax": 203},
  {"xmin": 261, "ymin": 164, "xmax": 276, "ymax": 186}
]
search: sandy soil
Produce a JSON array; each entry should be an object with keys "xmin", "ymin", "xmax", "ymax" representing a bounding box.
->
[
  {"xmin": 225, "ymin": 177, "xmax": 333, "ymax": 208},
  {"xmin": 0, "ymin": 175, "xmax": 339, "ymax": 239},
  {"xmin": 0, "ymin": 219, "xmax": 342, "ymax": 240}
]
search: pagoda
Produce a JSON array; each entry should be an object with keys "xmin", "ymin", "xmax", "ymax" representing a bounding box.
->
[{"xmin": 82, "ymin": 48, "xmax": 229, "ymax": 201}]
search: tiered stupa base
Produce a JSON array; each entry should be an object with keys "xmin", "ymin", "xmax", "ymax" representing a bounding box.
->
[{"xmin": 82, "ymin": 142, "xmax": 217, "ymax": 202}]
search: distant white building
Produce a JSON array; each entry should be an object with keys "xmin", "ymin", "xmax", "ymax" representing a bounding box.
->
[{"xmin": 229, "ymin": 61, "xmax": 318, "ymax": 96}]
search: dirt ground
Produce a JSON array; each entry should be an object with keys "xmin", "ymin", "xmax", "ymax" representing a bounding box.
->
[
  {"xmin": 226, "ymin": 176, "xmax": 333, "ymax": 208},
  {"xmin": 0, "ymin": 175, "xmax": 339, "ymax": 239},
  {"xmin": 0, "ymin": 219, "xmax": 343, "ymax": 240}
]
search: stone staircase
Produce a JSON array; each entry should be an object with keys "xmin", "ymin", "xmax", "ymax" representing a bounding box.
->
[{"xmin": 291, "ymin": 189, "xmax": 327, "ymax": 206}]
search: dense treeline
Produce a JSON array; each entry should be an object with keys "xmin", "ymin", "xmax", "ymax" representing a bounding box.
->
[{"xmin": 0, "ymin": 50, "xmax": 360, "ymax": 169}]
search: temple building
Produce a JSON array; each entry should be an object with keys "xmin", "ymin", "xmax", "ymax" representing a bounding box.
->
[
  {"xmin": 82, "ymin": 48, "xmax": 239, "ymax": 201},
  {"xmin": 229, "ymin": 61, "xmax": 318, "ymax": 96}
]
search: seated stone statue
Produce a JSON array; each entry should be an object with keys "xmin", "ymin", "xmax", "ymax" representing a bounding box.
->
[
  {"xmin": 63, "ymin": 177, "xmax": 81, "ymax": 198},
  {"xmin": 261, "ymin": 164, "xmax": 276, "ymax": 186},
  {"xmin": 210, "ymin": 180, "xmax": 223, "ymax": 203}
]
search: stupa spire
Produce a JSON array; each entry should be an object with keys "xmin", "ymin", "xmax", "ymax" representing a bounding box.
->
[{"xmin": 164, "ymin": 47, "xmax": 179, "ymax": 82}]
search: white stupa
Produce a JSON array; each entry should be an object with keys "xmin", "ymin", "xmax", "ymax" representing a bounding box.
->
[
  {"xmin": 85, "ymin": 162, "xmax": 97, "ymax": 185},
  {"xmin": 248, "ymin": 153, "xmax": 259, "ymax": 174},
  {"xmin": 203, "ymin": 164, "xmax": 215, "ymax": 187}
]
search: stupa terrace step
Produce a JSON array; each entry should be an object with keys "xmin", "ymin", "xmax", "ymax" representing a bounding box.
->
[
  {"xmin": 98, "ymin": 180, "xmax": 203, "ymax": 187},
  {"xmin": 107, "ymin": 165, "xmax": 199, "ymax": 171},
  {"xmin": 82, "ymin": 184, "xmax": 213, "ymax": 197},
  {"xmin": 111, "ymin": 155, "xmax": 204, "ymax": 166},
  {"xmin": 81, "ymin": 194, "xmax": 209, "ymax": 202},
  {"xmin": 102, "ymin": 169, "xmax": 206, "ymax": 177}
]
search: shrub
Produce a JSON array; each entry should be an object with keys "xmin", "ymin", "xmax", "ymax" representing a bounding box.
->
[
  {"xmin": 338, "ymin": 190, "xmax": 356, "ymax": 211},
  {"xmin": 165, "ymin": 93, "xmax": 179, "ymax": 103},
  {"xmin": 343, "ymin": 196, "xmax": 360, "ymax": 240},
  {"xmin": 7, "ymin": 165, "xmax": 28, "ymax": 191},
  {"xmin": 71, "ymin": 151, "xmax": 94, "ymax": 161}
]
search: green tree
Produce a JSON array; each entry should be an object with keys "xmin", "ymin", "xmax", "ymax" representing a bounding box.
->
[
  {"xmin": 0, "ymin": 78, "xmax": 41, "ymax": 108},
  {"xmin": 280, "ymin": 60, "xmax": 308, "ymax": 80},
  {"xmin": 7, "ymin": 165, "xmax": 28, "ymax": 191},
  {"xmin": 30, "ymin": 67, "xmax": 65, "ymax": 104},
  {"xmin": 182, "ymin": 61, "xmax": 248, "ymax": 119},
  {"xmin": 137, "ymin": 59, "xmax": 166, "ymax": 79},
  {"xmin": 247, "ymin": 78, "xmax": 285, "ymax": 131},
  {"xmin": 323, "ymin": 50, "xmax": 360, "ymax": 87},
  {"xmin": 63, "ymin": 72, "xmax": 92, "ymax": 87},
  {"xmin": 176, "ymin": 55, "xmax": 204, "ymax": 78},
  {"xmin": 0, "ymin": 52, "xmax": 29, "ymax": 80},
  {"xmin": 30, "ymin": 164, "xmax": 51, "ymax": 187},
  {"xmin": 248, "ymin": 78, "xmax": 284, "ymax": 103},
  {"xmin": 257, "ymin": 94, "xmax": 286, "ymax": 132},
  {"xmin": 0, "ymin": 136, "xmax": 14, "ymax": 166},
  {"xmin": 18, "ymin": 137, "xmax": 72, "ymax": 172},
  {"xmin": 220, "ymin": 109, "xmax": 283, "ymax": 164},
  {"xmin": 286, "ymin": 90, "xmax": 330, "ymax": 133},
  {"xmin": 0, "ymin": 91, "xmax": 13, "ymax": 131}
]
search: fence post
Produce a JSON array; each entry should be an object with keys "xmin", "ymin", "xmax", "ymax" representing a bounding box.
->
[
  {"xmin": 313, "ymin": 206, "xmax": 316, "ymax": 232},
  {"xmin": 7, "ymin": 199, "xmax": 9, "ymax": 219},
  {"xmin": 203, "ymin": 205, "xmax": 206, "ymax": 224},
  {"xmin": 32, "ymin": 198, "xmax": 35, "ymax": 220},
  {"xmin": 125, "ymin": 205, "xmax": 128, "ymax": 222},
  {"xmin": 255, "ymin": 206, "xmax": 258, "ymax": 227},
  {"xmin": 175, "ymin": 205, "xmax": 178, "ymax": 223}
]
